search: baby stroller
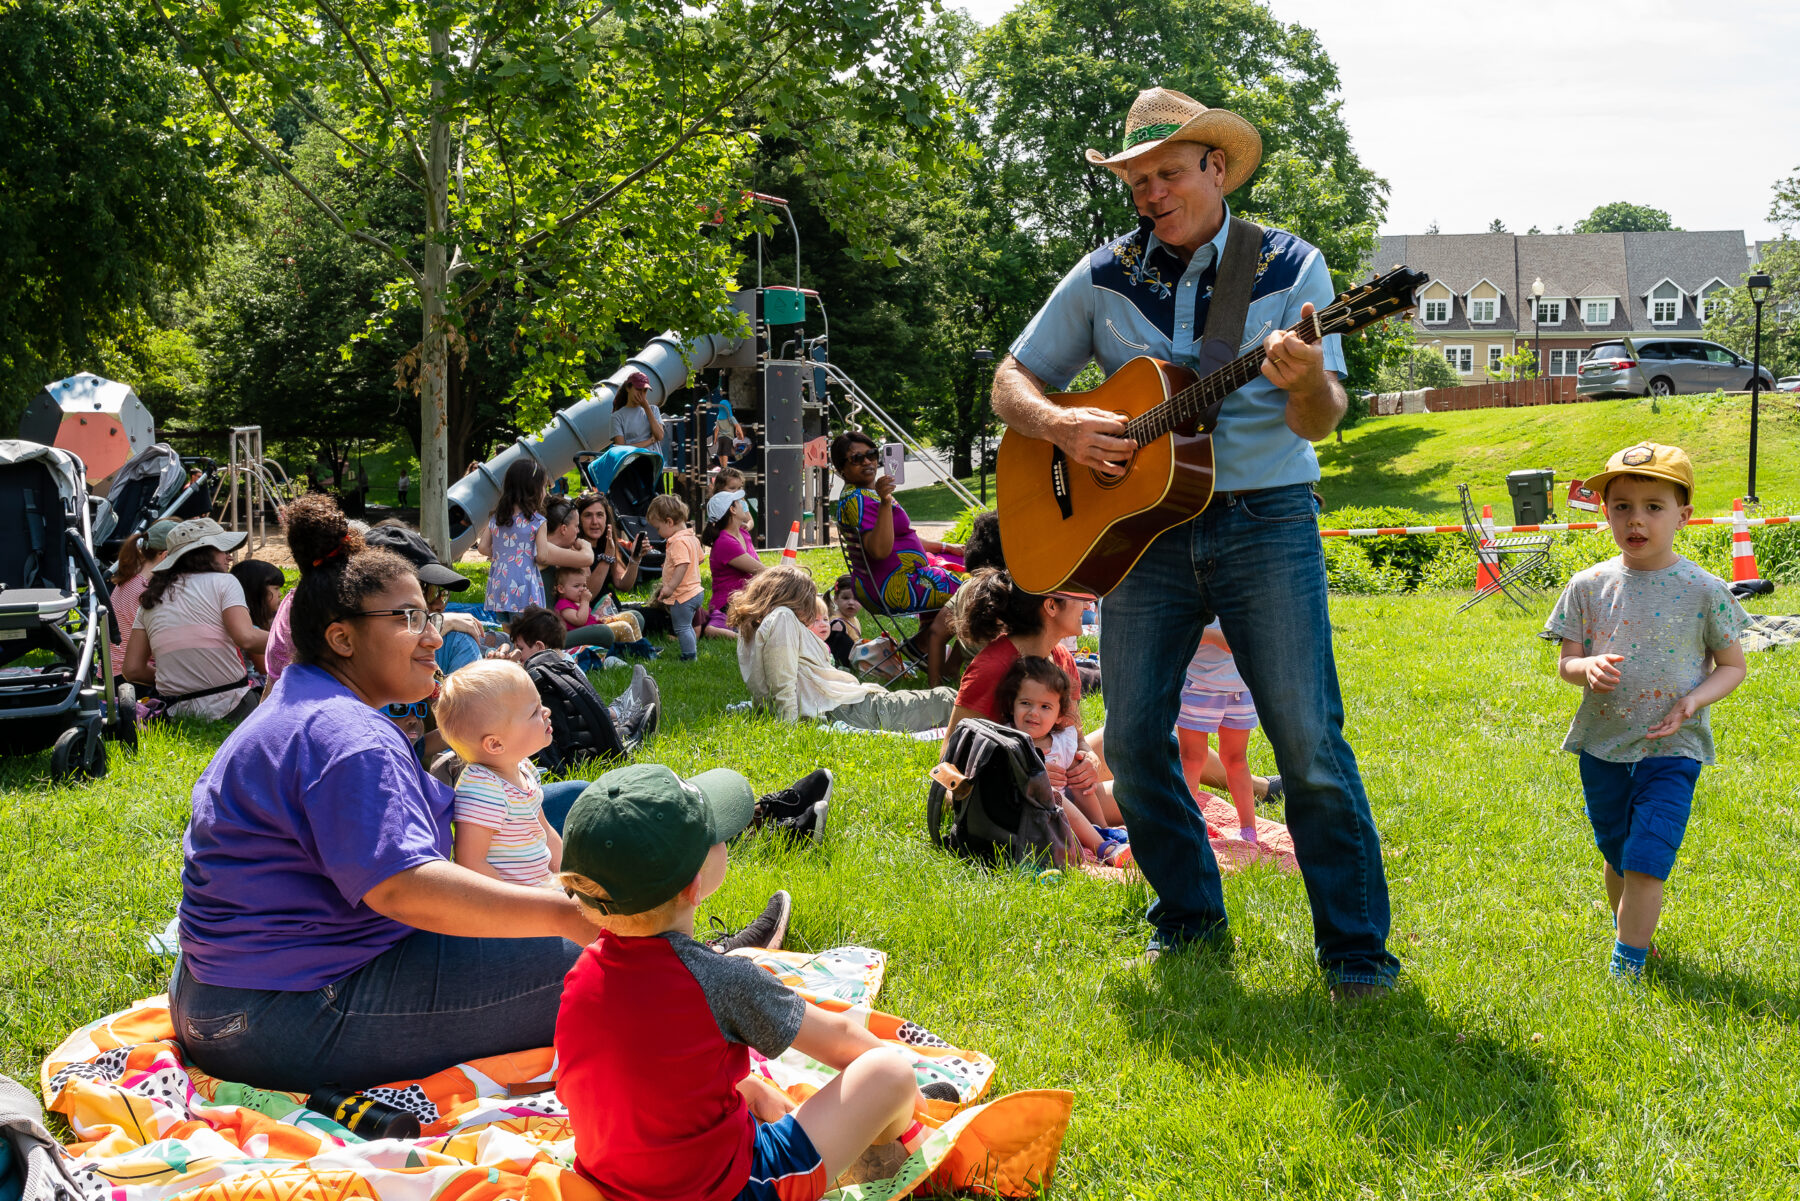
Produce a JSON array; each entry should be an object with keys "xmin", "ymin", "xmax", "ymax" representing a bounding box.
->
[
  {"xmin": 580, "ymin": 446, "xmax": 667, "ymax": 578},
  {"xmin": 0, "ymin": 441, "xmax": 136, "ymax": 781},
  {"xmin": 98, "ymin": 443, "xmax": 218, "ymax": 567}
]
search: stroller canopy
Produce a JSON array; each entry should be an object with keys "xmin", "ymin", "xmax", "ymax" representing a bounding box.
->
[
  {"xmin": 104, "ymin": 444, "xmax": 186, "ymax": 540},
  {"xmin": 0, "ymin": 440, "xmax": 89, "ymax": 511},
  {"xmin": 582, "ymin": 446, "xmax": 664, "ymax": 514}
]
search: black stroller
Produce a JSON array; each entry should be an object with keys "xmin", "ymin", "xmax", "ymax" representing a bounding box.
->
[
  {"xmin": 98, "ymin": 443, "xmax": 218, "ymax": 567},
  {"xmin": 0, "ymin": 440, "xmax": 137, "ymax": 781}
]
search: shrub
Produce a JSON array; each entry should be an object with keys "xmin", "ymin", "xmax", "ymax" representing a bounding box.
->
[{"xmin": 944, "ymin": 504, "xmax": 988, "ymax": 547}]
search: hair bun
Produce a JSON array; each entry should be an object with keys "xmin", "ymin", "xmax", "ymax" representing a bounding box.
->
[{"xmin": 286, "ymin": 494, "xmax": 363, "ymax": 574}]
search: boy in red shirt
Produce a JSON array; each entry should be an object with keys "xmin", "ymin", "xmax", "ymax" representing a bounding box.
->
[{"xmin": 555, "ymin": 764, "xmax": 926, "ymax": 1201}]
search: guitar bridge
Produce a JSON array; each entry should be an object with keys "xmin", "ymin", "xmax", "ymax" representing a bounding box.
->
[{"xmin": 1050, "ymin": 447, "xmax": 1074, "ymax": 519}]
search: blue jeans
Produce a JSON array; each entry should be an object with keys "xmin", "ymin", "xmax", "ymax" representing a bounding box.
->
[
  {"xmin": 1098, "ymin": 483, "xmax": 1400, "ymax": 986},
  {"xmin": 668, "ymin": 595, "xmax": 701, "ymax": 659},
  {"xmin": 169, "ymin": 931, "xmax": 580, "ymax": 1092},
  {"xmin": 541, "ymin": 778, "xmax": 590, "ymax": 832},
  {"xmin": 1578, "ymin": 751, "xmax": 1699, "ymax": 880}
]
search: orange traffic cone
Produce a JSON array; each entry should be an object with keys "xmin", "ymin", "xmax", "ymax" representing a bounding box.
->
[
  {"xmin": 781, "ymin": 521, "xmax": 801, "ymax": 561},
  {"xmin": 1732, "ymin": 498, "xmax": 1760, "ymax": 583},
  {"xmin": 1475, "ymin": 503, "xmax": 1501, "ymax": 590}
]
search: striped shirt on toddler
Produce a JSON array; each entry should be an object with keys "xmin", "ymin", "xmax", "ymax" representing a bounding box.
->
[{"xmin": 453, "ymin": 761, "xmax": 553, "ymax": 886}]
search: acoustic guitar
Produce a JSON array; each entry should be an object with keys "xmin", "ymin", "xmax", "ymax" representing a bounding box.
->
[{"xmin": 996, "ymin": 266, "xmax": 1429, "ymax": 595}]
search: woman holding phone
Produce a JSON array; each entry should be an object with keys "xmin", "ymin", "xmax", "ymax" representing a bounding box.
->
[
  {"xmin": 573, "ymin": 491, "xmax": 667, "ymax": 636},
  {"xmin": 829, "ymin": 431, "xmax": 964, "ymax": 617}
]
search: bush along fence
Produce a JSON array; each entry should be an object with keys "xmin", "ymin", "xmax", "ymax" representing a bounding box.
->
[{"xmin": 1316, "ymin": 503, "xmax": 1800, "ymax": 595}]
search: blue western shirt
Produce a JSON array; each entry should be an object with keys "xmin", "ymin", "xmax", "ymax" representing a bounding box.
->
[{"xmin": 1008, "ymin": 206, "xmax": 1345, "ymax": 493}]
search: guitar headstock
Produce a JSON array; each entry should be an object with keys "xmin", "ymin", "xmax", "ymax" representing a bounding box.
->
[{"xmin": 1317, "ymin": 267, "xmax": 1432, "ymax": 338}]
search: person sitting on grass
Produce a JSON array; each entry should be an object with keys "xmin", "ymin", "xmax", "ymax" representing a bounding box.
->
[
  {"xmin": 647, "ymin": 494, "xmax": 705, "ymax": 661},
  {"xmin": 729, "ymin": 565, "xmax": 956, "ymax": 732},
  {"xmin": 1000, "ymin": 655, "xmax": 1133, "ymax": 868},
  {"xmin": 553, "ymin": 566, "xmax": 649, "ymax": 653},
  {"xmin": 124, "ymin": 518, "xmax": 268, "ymax": 723},
  {"xmin": 555, "ymin": 763, "xmax": 930, "ymax": 1201},
  {"xmin": 701, "ymin": 487, "xmax": 763, "ymax": 641},
  {"xmin": 169, "ymin": 494, "xmax": 791, "ymax": 1094},
  {"xmin": 436, "ymin": 660, "xmax": 561, "ymax": 889},
  {"xmin": 107, "ymin": 519, "xmax": 177, "ymax": 679},
  {"xmin": 1542, "ymin": 442, "xmax": 1749, "ymax": 980}
]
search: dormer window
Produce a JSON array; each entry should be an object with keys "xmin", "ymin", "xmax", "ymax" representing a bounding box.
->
[
  {"xmin": 1583, "ymin": 298, "xmax": 1615, "ymax": 324},
  {"xmin": 1469, "ymin": 298, "xmax": 1496, "ymax": 323},
  {"xmin": 1650, "ymin": 281, "xmax": 1682, "ymax": 324},
  {"xmin": 1534, "ymin": 299, "xmax": 1564, "ymax": 324},
  {"xmin": 1423, "ymin": 298, "xmax": 1449, "ymax": 323}
]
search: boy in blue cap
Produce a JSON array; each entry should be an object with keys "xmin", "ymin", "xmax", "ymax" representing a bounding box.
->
[{"xmin": 554, "ymin": 764, "xmax": 925, "ymax": 1201}]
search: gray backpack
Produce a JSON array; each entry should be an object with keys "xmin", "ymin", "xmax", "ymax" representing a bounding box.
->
[{"xmin": 927, "ymin": 718, "xmax": 1076, "ymax": 869}]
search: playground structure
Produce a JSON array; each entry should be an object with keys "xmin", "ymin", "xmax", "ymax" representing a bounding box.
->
[
  {"xmin": 218, "ymin": 426, "xmax": 302, "ymax": 558},
  {"xmin": 447, "ymin": 193, "xmax": 980, "ymax": 560},
  {"xmin": 19, "ymin": 374, "xmax": 157, "ymax": 485}
]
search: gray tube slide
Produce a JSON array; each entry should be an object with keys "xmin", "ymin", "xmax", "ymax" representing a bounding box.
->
[{"xmin": 447, "ymin": 328, "xmax": 746, "ymax": 558}]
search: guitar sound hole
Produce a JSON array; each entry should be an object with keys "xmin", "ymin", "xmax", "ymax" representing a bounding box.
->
[{"xmin": 1090, "ymin": 468, "xmax": 1126, "ymax": 491}]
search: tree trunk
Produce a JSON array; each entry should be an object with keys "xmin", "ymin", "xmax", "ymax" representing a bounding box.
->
[{"xmin": 418, "ymin": 27, "xmax": 453, "ymax": 557}]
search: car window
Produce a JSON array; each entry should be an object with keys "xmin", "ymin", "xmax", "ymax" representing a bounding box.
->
[
  {"xmin": 1704, "ymin": 347, "xmax": 1739, "ymax": 364},
  {"xmin": 1663, "ymin": 342, "xmax": 1705, "ymax": 361},
  {"xmin": 1588, "ymin": 342, "xmax": 1628, "ymax": 360},
  {"xmin": 1636, "ymin": 343, "xmax": 1671, "ymax": 361}
]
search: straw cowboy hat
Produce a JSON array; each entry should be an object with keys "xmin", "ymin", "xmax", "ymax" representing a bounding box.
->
[{"xmin": 1085, "ymin": 87, "xmax": 1263, "ymax": 194}]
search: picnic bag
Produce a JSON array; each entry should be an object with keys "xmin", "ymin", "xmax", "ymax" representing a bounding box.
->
[
  {"xmin": 927, "ymin": 717, "xmax": 1075, "ymax": 868},
  {"xmin": 522, "ymin": 650, "xmax": 624, "ymax": 772}
]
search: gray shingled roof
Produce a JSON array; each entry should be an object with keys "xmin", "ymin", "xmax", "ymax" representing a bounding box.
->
[
  {"xmin": 1517, "ymin": 234, "xmax": 1630, "ymax": 334},
  {"xmin": 1623, "ymin": 230, "xmax": 1752, "ymax": 329},
  {"xmin": 1375, "ymin": 233, "xmax": 1520, "ymax": 332}
]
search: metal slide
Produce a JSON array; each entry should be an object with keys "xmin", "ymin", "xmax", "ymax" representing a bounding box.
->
[{"xmin": 447, "ymin": 328, "xmax": 747, "ymax": 558}]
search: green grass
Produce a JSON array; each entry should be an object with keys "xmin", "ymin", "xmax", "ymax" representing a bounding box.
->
[
  {"xmin": 1321, "ymin": 392, "xmax": 1800, "ymax": 518},
  {"xmin": 5, "ymin": 588, "xmax": 1799, "ymax": 1197}
]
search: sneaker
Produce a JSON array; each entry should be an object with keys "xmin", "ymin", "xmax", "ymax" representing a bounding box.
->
[
  {"xmin": 601, "ymin": 656, "xmax": 629, "ymax": 671},
  {"xmin": 609, "ymin": 666, "xmax": 661, "ymax": 744},
  {"xmin": 754, "ymin": 769, "xmax": 833, "ymax": 846},
  {"xmin": 707, "ymin": 890, "xmax": 792, "ymax": 954},
  {"xmin": 1259, "ymin": 774, "xmax": 1284, "ymax": 805},
  {"xmin": 1136, "ymin": 935, "xmax": 1178, "ymax": 966},
  {"xmin": 1097, "ymin": 838, "xmax": 1133, "ymax": 867}
]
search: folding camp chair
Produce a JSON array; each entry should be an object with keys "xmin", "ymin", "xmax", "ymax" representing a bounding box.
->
[
  {"xmin": 1457, "ymin": 483, "xmax": 1552, "ymax": 613},
  {"xmin": 835, "ymin": 519, "xmax": 937, "ymax": 681}
]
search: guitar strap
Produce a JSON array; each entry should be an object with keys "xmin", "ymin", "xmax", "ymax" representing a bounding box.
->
[{"xmin": 1193, "ymin": 215, "xmax": 1264, "ymax": 432}]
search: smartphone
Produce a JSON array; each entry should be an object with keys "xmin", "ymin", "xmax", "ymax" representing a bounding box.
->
[{"xmin": 880, "ymin": 442, "xmax": 906, "ymax": 486}]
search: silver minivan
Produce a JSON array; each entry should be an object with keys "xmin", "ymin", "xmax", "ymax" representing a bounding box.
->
[{"xmin": 1578, "ymin": 338, "xmax": 1775, "ymax": 398}]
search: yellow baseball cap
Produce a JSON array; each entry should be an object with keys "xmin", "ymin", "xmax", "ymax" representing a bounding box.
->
[{"xmin": 1582, "ymin": 442, "xmax": 1695, "ymax": 500}]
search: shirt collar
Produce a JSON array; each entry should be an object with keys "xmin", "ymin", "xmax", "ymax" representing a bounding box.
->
[{"xmin": 1145, "ymin": 202, "xmax": 1233, "ymax": 273}]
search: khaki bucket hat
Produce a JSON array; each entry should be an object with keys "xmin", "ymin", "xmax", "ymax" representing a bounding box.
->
[{"xmin": 1085, "ymin": 87, "xmax": 1263, "ymax": 194}]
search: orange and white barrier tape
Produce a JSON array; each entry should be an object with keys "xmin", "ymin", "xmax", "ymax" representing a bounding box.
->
[{"xmin": 1318, "ymin": 514, "xmax": 1796, "ymax": 538}]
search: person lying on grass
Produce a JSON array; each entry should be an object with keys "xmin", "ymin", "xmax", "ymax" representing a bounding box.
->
[
  {"xmin": 1543, "ymin": 442, "xmax": 1748, "ymax": 981},
  {"xmin": 170, "ymin": 494, "xmax": 786, "ymax": 1094},
  {"xmin": 556, "ymin": 763, "xmax": 929, "ymax": 1201},
  {"xmin": 728, "ymin": 565, "xmax": 956, "ymax": 732}
]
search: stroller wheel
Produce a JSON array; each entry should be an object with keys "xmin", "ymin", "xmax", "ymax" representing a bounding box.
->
[
  {"xmin": 50, "ymin": 723, "xmax": 107, "ymax": 783},
  {"xmin": 111, "ymin": 684, "xmax": 139, "ymax": 752}
]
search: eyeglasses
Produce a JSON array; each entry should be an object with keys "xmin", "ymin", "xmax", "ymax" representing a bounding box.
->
[
  {"xmin": 348, "ymin": 608, "xmax": 444, "ymax": 635},
  {"xmin": 844, "ymin": 450, "xmax": 880, "ymax": 467},
  {"xmin": 384, "ymin": 701, "xmax": 429, "ymax": 719}
]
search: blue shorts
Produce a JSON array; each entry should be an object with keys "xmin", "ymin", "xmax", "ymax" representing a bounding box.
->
[
  {"xmin": 1578, "ymin": 751, "xmax": 1701, "ymax": 880},
  {"xmin": 735, "ymin": 1113, "xmax": 827, "ymax": 1201}
]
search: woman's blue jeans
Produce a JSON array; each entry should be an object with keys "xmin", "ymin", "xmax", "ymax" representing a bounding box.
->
[
  {"xmin": 171, "ymin": 788, "xmax": 596, "ymax": 1092},
  {"xmin": 1098, "ymin": 483, "xmax": 1400, "ymax": 987}
]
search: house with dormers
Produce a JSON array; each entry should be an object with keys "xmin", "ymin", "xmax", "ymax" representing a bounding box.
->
[{"xmin": 1371, "ymin": 229, "xmax": 1753, "ymax": 383}]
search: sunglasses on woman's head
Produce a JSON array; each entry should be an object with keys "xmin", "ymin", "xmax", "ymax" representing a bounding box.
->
[{"xmin": 384, "ymin": 701, "xmax": 429, "ymax": 719}]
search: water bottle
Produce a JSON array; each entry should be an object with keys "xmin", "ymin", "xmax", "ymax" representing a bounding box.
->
[{"xmin": 305, "ymin": 1088, "xmax": 422, "ymax": 1140}]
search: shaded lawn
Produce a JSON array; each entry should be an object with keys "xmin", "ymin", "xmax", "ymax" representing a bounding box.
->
[{"xmin": 4, "ymin": 589, "xmax": 1799, "ymax": 1196}]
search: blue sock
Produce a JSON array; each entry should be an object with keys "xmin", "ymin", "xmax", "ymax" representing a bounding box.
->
[{"xmin": 1610, "ymin": 939, "xmax": 1648, "ymax": 979}]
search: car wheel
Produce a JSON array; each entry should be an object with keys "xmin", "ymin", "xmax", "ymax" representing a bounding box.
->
[{"xmin": 1648, "ymin": 377, "xmax": 1675, "ymax": 397}]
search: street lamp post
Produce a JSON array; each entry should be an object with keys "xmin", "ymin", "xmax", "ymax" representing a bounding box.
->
[
  {"xmin": 1747, "ymin": 273, "xmax": 1773, "ymax": 504},
  {"xmin": 1530, "ymin": 277, "xmax": 1545, "ymax": 383},
  {"xmin": 973, "ymin": 348, "xmax": 994, "ymax": 503}
]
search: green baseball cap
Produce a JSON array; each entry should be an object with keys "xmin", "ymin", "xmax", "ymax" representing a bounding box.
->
[{"xmin": 561, "ymin": 764, "xmax": 757, "ymax": 915}]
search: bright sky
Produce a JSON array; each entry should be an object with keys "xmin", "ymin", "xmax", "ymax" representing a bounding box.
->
[{"xmin": 953, "ymin": 0, "xmax": 1799, "ymax": 241}]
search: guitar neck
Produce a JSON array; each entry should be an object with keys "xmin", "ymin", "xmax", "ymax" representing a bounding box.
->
[{"xmin": 1124, "ymin": 320, "xmax": 1318, "ymax": 446}]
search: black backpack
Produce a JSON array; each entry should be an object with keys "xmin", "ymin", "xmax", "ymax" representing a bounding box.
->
[
  {"xmin": 522, "ymin": 650, "xmax": 624, "ymax": 772},
  {"xmin": 927, "ymin": 718, "xmax": 1075, "ymax": 869}
]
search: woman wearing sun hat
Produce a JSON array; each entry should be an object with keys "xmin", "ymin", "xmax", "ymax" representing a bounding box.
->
[{"xmin": 122, "ymin": 517, "xmax": 269, "ymax": 721}]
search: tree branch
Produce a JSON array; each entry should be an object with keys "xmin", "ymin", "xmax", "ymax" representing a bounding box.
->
[
  {"xmin": 310, "ymin": 0, "xmax": 432, "ymax": 181},
  {"xmin": 285, "ymin": 91, "xmax": 424, "ymax": 193},
  {"xmin": 150, "ymin": 0, "xmax": 423, "ymax": 288}
]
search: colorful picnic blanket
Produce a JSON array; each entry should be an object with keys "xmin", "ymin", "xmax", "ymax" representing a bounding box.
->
[{"xmin": 40, "ymin": 947, "xmax": 1072, "ymax": 1201}]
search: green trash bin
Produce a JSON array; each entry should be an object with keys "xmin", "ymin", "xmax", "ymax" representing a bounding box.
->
[{"xmin": 1506, "ymin": 468, "xmax": 1556, "ymax": 525}]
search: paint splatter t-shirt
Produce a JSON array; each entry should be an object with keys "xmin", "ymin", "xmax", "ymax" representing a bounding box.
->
[{"xmin": 1542, "ymin": 555, "xmax": 1749, "ymax": 764}]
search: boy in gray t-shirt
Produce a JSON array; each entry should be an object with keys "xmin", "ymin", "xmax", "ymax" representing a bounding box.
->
[{"xmin": 1541, "ymin": 442, "xmax": 1748, "ymax": 980}]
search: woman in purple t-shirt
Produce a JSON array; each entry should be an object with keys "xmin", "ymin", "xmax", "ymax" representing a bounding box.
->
[{"xmin": 169, "ymin": 494, "xmax": 600, "ymax": 1092}]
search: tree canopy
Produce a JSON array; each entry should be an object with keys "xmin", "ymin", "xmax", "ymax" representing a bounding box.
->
[
  {"xmin": 1572, "ymin": 201, "xmax": 1679, "ymax": 234},
  {"xmin": 0, "ymin": 0, "xmax": 230, "ymax": 429}
]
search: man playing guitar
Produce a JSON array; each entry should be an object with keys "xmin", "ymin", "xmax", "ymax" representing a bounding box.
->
[{"xmin": 990, "ymin": 86, "xmax": 1399, "ymax": 1000}]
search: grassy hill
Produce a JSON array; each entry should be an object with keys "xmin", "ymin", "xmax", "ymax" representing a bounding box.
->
[{"xmin": 895, "ymin": 392, "xmax": 1800, "ymax": 523}]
